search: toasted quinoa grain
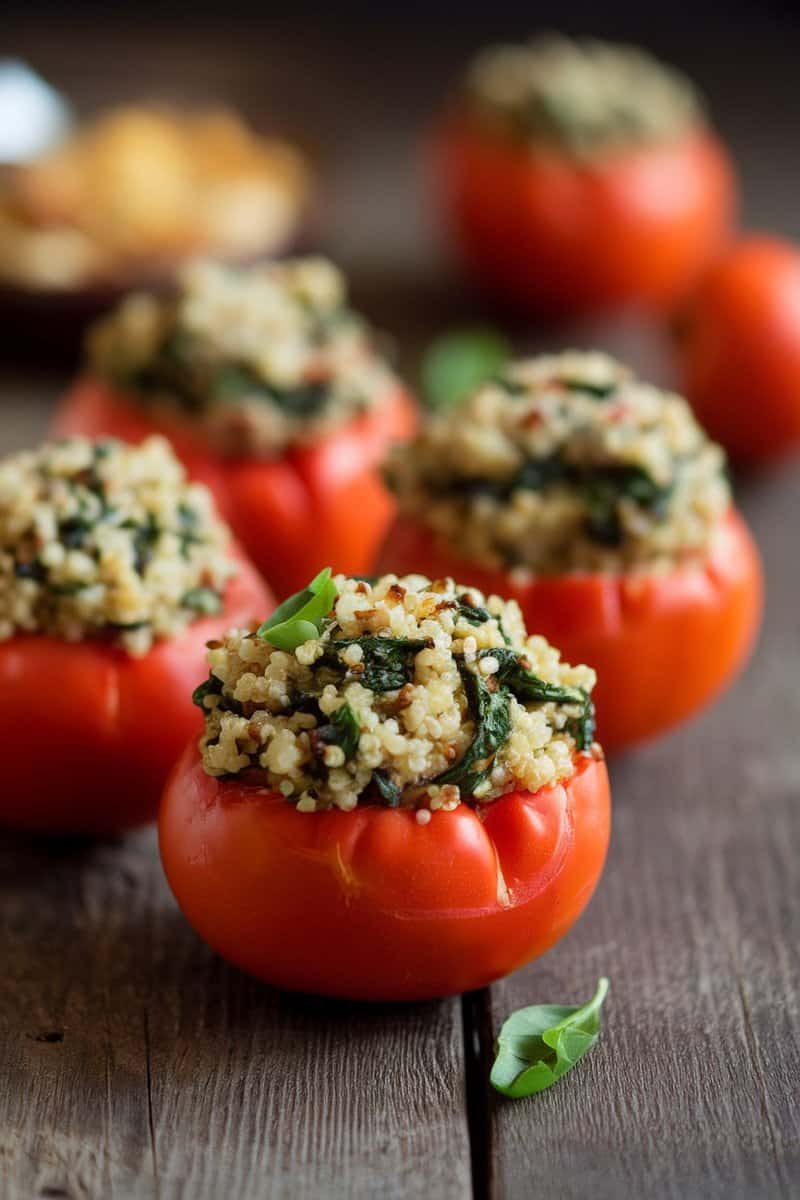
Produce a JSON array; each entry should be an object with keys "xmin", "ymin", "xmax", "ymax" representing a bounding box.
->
[
  {"xmin": 196, "ymin": 573, "xmax": 596, "ymax": 812},
  {"xmin": 388, "ymin": 351, "xmax": 731, "ymax": 575},
  {"xmin": 462, "ymin": 35, "xmax": 703, "ymax": 156},
  {"xmin": 87, "ymin": 257, "xmax": 402, "ymax": 457},
  {"xmin": 0, "ymin": 436, "xmax": 235, "ymax": 654}
]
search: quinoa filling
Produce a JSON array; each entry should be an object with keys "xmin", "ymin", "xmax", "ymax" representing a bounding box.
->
[
  {"xmin": 388, "ymin": 351, "xmax": 731, "ymax": 574},
  {"xmin": 196, "ymin": 570, "xmax": 596, "ymax": 813},
  {"xmin": 87, "ymin": 257, "xmax": 401, "ymax": 457},
  {"xmin": 462, "ymin": 35, "xmax": 703, "ymax": 156},
  {"xmin": 0, "ymin": 436, "xmax": 235, "ymax": 654}
]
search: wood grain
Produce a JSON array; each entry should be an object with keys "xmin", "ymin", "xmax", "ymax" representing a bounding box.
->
[
  {"xmin": 484, "ymin": 466, "xmax": 800, "ymax": 1200},
  {"xmin": 0, "ymin": 829, "xmax": 472, "ymax": 1200}
]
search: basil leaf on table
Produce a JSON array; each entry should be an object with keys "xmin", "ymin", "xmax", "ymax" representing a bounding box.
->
[
  {"xmin": 258, "ymin": 567, "xmax": 338, "ymax": 651},
  {"xmin": 421, "ymin": 329, "xmax": 511, "ymax": 411},
  {"xmin": 491, "ymin": 977, "xmax": 609, "ymax": 1098}
]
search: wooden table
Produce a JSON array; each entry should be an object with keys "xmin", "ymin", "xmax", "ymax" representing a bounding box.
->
[{"xmin": 1, "ymin": 13, "xmax": 799, "ymax": 1198}]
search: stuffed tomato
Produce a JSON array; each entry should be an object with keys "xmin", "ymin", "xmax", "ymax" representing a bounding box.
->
[
  {"xmin": 381, "ymin": 351, "xmax": 762, "ymax": 752},
  {"xmin": 160, "ymin": 570, "xmax": 610, "ymax": 1001},
  {"xmin": 55, "ymin": 257, "xmax": 416, "ymax": 598},
  {"xmin": 433, "ymin": 35, "xmax": 735, "ymax": 317},
  {"xmin": 0, "ymin": 435, "xmax": 271, "ymax": 834}
]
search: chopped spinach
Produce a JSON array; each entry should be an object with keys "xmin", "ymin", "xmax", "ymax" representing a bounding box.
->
[
  {"xmin": 456, "ymin": 594, "xmax": 494, "ymax": 626},
  {"xmin": 562, "ymin": 378, "xmax": 616, "ymax": 399},
  {"xmin": 212, "ymin": 364, "xmax": 329, "ymax": 418},
  {"xmin": 313, "ymin": 702, "xmax": 361, "ymax": 761},
  {"xmin": 192, "ymin": 675, "xmax": 223, "ymax": 709},
  {"xmin": 181, "ymin": 587, "xmax": 223, "ymax": 615},
  {"xmin": 319, "ymin": 636, "xmax": 431, "ymax": 693},
  {"xmin": 48, "ymin": 580, "xmax": 90, "ymax": 596},
  {"xmin": 58, "ymin": 515, "xmax": 93, "ymax": 549},
  {"xmin": 581, "ymin": 465, "xmax": 673, "ymax": 546},
  {"xmin": 192, "ymin": 673, "xmax": 245, "ymax": 716},
  {"xmin": 433, "ymin": 665, "xmax": 511, "ymax": 794},
  {"xmin": 14, "ymin": 560, "xmax": 46, "ymax": 583},
  {"xmin": 371, "ymin": 769, "xmax": 401, "ymax": 807},
  {"xmin": 480, "ymin": 649, "xmax": 596, "ymax": 752}
]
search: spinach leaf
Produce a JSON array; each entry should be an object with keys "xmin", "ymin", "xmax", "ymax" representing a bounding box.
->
[
  {"xmin": 433, "ymin": 665, "xmax": 511, "ymax": 795},
  {"xmin": 567, "ymin": 688, "xmax": 596, "ymax": 753},
  {"xmin": 478, "ymin": 649, "xmax": 595, "ymax": 751},
  {"xmin": 313, "ymin": 702, "xmax": 361, "ymax": 761},
  {"xmin": 181, "ymin": 587, "xmax": 222, "ymax": 615},
  {"xmin": 14, "ymin": 560, "xmax": 47, "ymax": 583},
  {"xmin": 371, "ymin": 769, "xmax": 401, "ymax": 807},
  {"xmin": 320, "ymin": 636, "xmax": 431, "ymax": 693},
  {"xmin": 422, "ymin": 329, "xmax": 511, "ymax": 411},
  {"xmin": 455, "ymin": 595, "xmax": 493, "ymax": 626},
  {"xmin": 491, "ymin": 978, "xmax": 609, "ymax": 1098},
  {"xmin": 258, "ymin": 567, "xmax": 337, "ymax": 651},
  {"xmin": 191, "ymin": 672, "xmax": 244, "ymax": 716},
  {"xmin": 192, "ymin": 674, "xmax": 223, "ymax": 709},
  {"xmin": 562, "ymin": 378, "xmax": 616, "ymax": 399},
  {"xmin": 213, "ymin": 364, "xmax": 329, "ymax": 418},
  {"xmin": 582, "ymin": 466, "xmax": 673, "ymax": 546}
]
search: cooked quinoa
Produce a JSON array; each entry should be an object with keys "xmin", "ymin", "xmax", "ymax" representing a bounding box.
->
[
  {"xmin": 87, "ymin": 257, "xmax": 402, "ymax": 457},
  {"xmin": 462, "ymin": 35, "xmax": 703, "ymax": 156},
  {"xmin": 388, "ymin": 352, "xmax": 731, "ymax": 575},
  {"xmin": 0, "ymin": 436, "xmax": 235, "ymax": 654},
  {"xmin": 196, "ymin": 572, "xmax": 596, "ymax": 813}
]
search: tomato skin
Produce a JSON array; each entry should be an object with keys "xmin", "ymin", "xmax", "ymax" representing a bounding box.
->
[
  {"xmin": 159, "ymin": 750, "xmax": 609, "ymax": 1001},
  {"xmin": 433, "ymin": 118, "xmax": 736, "ymax": 317},
  {"xmin": 379, "ymin": 509, "xmax": 762, "ymax": 753},
  {"xmin": 682, "ymin": 237, "xmax": 800, "ymax": 464},
  {"xmin": 54, "ymin": 378, "xmax": 417, "ymax": 597},
  {"xmin": 0, "ymin": 556, "xmax": 271, "ymax": 835}
]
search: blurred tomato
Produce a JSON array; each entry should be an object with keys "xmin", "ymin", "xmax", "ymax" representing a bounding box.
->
[
  {"xmin": 379, "ymin": 509, "xmax": 762, "ymax": 752},
  {"xmin": 0, "ymin": 555, "xmax": 271, "ymax": 835},
  {"xmin": 434, "ymin": 119, "xmax": 736, "ymax": 318},
  {"xmin": 54, "ymin": 379, "xmax": 417, "ymax": 597},
  {"xmin": 682, "ymin": 236, "xmax": 800, "ymax": 464},
  {"xmin": 160, "ymin": 748, "xmax": 610, "ymax": 1001}
]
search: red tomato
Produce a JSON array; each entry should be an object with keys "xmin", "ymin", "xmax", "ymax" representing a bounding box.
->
[
  {"xmin": 433, "ymin": 118, "xmax": 736, "ymax": 317},
  {"xmin": 0, "ymin": 556, "xmax": 271, "ymax": 835},
  {"xmin": 159, "ymin": 748, "xmax": 610, "ymax": 1001},
  {"xmin": 379, "ymin": 509, "xmax": 762, "ymax": 753},
  {"xmin": 681, "ymin": 236, "xmax": 800, "ymax": 464},
  {"xmin": 54, "ymin": 379, "xmax": 417, "ymax": 597}
]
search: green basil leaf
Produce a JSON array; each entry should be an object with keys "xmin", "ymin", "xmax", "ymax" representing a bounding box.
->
[
  {"xmin": 433, "ymin": 665, "xmax": 511, "ymax": 795},
  {"xmin": 491, "ymin": 978, "xmax": 609, "ymax": 1099},
  {"xmin": 258, "ymin": 567, "xmax": 338, "ymax": 651},
  {"xmin": 422, "ymin": 329, "xmax": 511, "ymax": 411}
]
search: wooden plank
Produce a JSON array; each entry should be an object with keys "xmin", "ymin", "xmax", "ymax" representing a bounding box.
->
[
  {"xmin": 485, "ymin": 468, "xmax": 800, "ymax": 1200},
  {"xmin": 0, "ymin": 828, "xmax": 472, "ymax": 1200}
]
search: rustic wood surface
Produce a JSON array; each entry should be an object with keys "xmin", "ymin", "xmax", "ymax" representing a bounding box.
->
[{"xmin": 1, "ymin": 11, "xmax": 799, "ymax": 1199}]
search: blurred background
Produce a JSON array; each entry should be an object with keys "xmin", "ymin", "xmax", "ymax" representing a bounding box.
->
[{"xmin": 2, "ymin": 0, "xmax": 799, "ymax": 446}]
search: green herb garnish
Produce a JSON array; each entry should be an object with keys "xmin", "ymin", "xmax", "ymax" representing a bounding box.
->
[
  {"xmin": 421, "ymin": 329, "xmax": 511, "ymax": 411},
  {"xmin": 433, "ymin": 665, "xmax": 511, "ymax": 794},
  {"xmin": 491, "ymin": 978, "xmax": 609, "ymax": 1098},
  {"xmin": 213, "ymin": 364, "xmax": 330, "ymax": 418},
  {"xmin": 258, "ymin": 567, "xmax": 338, "ymax": 652}
]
